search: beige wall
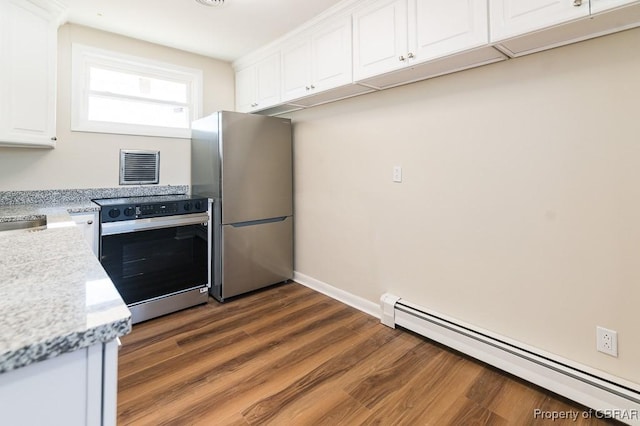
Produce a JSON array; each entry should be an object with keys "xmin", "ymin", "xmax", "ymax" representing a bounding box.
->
[
  {"xmin": 288, "ymin": 28, "xmax": 640, "ymax": 385},
  {"xmin": 0, "ymin": 24, "xmax": 234, "ymax": 190}
]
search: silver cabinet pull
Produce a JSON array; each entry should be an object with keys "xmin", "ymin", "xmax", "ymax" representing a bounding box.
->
[
  {"xmin": 407, "ymin": 52, "xmax": 414, "ymax": 59},
  {"xmin": 573, "ymin": 0, "xmax": 582, "ymax": 5},
  {"xmin": 310, "ymin": 84, "xmax": 315, "ymax": 89},
  {"xmin": 50, "ymin": 136, "xmax": 57, "ymax": 141},
  {"xmin": 399, "ymin": 55, "xmax": 406, "ymax": 62},
  {"xmin": 87, "ymin": 220, "xmax": 93, "ymax": 225}
]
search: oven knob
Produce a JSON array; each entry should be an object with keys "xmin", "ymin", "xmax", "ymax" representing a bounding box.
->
[
  {"xmin": 108, "ymin": 208, "xmax": 121, "ymax": 219},
  {"xmin": 184, "ymin": 202, "xmax": 192, "ymax": 211},
  {"xmin": 194, "ymin": 201, "xmax": 202, "ymax": 210},
  {"xmin": 124, "ymin": 207, "xmax": 135, "ymax": 217}
]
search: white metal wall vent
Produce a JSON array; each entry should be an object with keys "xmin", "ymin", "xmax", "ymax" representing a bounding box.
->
[{"xmin": 120, "ymin": 150, "xmax": 160, "ymax": 185}]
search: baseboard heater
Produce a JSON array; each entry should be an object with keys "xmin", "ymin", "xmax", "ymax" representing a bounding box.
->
[{"xmin": 380, "ymin": 294, "xmax": 640, "ymax": 425}]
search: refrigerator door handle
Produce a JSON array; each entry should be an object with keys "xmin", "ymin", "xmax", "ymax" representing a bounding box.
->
[{"xmin": 230, "ymin": 216, "xmax": 288, "ymax": 228}]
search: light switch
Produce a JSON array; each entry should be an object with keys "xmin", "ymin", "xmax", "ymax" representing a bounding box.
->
[{"xmin": 393, "ymin": 166, "xmax": 402, "ymax": 183}]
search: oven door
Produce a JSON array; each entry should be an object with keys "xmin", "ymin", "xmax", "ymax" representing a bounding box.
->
[{"xmin": 100, "ymin": 213, "xmax": 209, "ymax": 306}]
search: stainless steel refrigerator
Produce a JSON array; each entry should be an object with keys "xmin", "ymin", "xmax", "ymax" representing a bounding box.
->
[{"xmin": 191, "ymin": 111, "xmax": 293, "ymax": 302}]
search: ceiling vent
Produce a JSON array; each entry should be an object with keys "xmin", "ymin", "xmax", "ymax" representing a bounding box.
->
[
  {"xmin": 120, "ymin": 150, "xmax": 160, "ymax": 185},
  {"xmin": 195, "ymin": 0, "xmax": 224, "ymax": 6}
]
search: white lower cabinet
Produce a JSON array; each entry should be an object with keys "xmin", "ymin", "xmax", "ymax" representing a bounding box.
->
[
  {"xmin": 70, "ymin": 212, "xmax": 99, "ymax": 257},
  {"xmin": 0, "ymin": 340, "xmax": 120, "ymax": 426},
  {"xmin": 0, "ymin": 0, "xmax": 60, "ymax": 148}
]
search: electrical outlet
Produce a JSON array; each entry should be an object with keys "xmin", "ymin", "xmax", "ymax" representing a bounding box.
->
[
  {"xmin": 596, "ymin": 326, "xmax": 618, "ymax": 357},
  {"xmin": 393, "ymin": 166, "xmax": 402, "ymax": 183}
]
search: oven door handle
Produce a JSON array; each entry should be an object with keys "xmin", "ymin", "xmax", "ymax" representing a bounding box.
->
[{"xmin": 101, "ymin": 213, "xmax": 209, "ymax": 236}]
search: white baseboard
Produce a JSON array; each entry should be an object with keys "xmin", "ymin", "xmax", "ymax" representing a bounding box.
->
[{"xmin": 292, "ymin": 271, "xmax": 380, "ymax": 319}]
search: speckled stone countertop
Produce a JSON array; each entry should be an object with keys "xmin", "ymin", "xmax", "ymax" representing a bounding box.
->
[
  {"xmin": 0, "ymin": 201, "xmax": 132, "ymax": 374},
  {"xmin": 0, "ymin": 185, "xmax": 190, "ymax": 373},
  {"xmin": 0, "ymin": 202, "xmax": 131, "ymax": 373}
]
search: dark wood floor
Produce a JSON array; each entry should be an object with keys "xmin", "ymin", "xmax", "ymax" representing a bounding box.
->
[{"xmin": 118, "ymin": 282, "xmax": 617, "ymax": 425}]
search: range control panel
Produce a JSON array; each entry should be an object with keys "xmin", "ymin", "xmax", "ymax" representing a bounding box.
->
[{"xmin": 94, "ymin": 195, "xmax": 209, "ymax": 223}]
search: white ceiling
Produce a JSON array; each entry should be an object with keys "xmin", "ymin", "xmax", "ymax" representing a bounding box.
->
[{"xmin": 62, "ymin": 0, "xmax": 346, "ymax": 62}]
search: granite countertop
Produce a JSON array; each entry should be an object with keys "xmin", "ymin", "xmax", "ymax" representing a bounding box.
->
[{"xmin": 0, "ymin": 201, "xmax": 132, "ymax": 374}]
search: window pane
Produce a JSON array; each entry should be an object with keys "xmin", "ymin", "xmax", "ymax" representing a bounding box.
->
[
  {"xmin": 90, "ymin": 67, "xmax": 188, "ymax": 103},
  {"xmin": 88, "ymin": 96, "xmax": 189, "ymax": 129}
]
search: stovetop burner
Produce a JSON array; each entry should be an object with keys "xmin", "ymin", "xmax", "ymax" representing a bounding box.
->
[{"xmin": 93, "ymin": 194, "xmax": 209, "ymax": 223}]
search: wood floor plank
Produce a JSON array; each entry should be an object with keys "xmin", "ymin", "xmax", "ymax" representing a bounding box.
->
[
  {"xmin": 147, "ymin": 324, "xmax": 365, "ymax": 425},
  {"xmin": 123, "ymin": 302, "xmax": 367, "ymax": 424},
  {"xmin": 118, "ymin": 337, "xmax": 184, "ymax": 379},
  {"xmin": 345, "ymin": 339, "xmax": 442, "ymax": 409},
  {"xmin": 360, "ymin": 352, "xmax": 483, "ymax": 424},
  {"xmin": 241, "ymin": 327, "xmax": 401, "ymax": 425},
  {"xmin": 117, "ymin": 282, "xmax": 621, "ymax": 425},
  {"xmin": 245, "ymin": 330, "xmax": 425, "ymax": 425},
  {"xmin": 436, "ymin": 395, "xmax": 510, "ymax": 426},
  {"xmin": 119, "ymin": 283, "xmax": 313, "ymax": 354}
]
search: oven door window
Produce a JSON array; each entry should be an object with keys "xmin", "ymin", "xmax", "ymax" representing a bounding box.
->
[{"xmin": 101, "ymin": 224, "xmax": 208, "ymax": 305}]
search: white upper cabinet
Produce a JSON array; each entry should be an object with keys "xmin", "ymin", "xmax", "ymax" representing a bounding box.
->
[
  {"xmin": 591, "ymin": 0, "xmax": 640, "ymax": 13},
  {"xmin": 234, "ymin": 0, "xmax": 639, "ymax": 114},
  {"xmin": 0, "ymin": 0, "xmax": 60, "ymax": 148},
  {"xmin": 281, "ymin": 16, "xmax": 353, "ymax": 103},
  {"xmin": 312, "ymin": 19, "xmax": 353, "ymax": 92},
  {"xmin": 235, "ymin": 53, "xmax": 281, "ymax": 113},
  {"xmin": 354, "ymin": 0, "xmax": 498, "ymax": 82},
  {"xmin": 353, "ymin": 0, "xmax": 408, "ymax": 81},
  {"xmin": 281, "ymin": 40, "xmax": 312, "ymax": 101},
  {"xmin": 491, "ymin": 0, "xmax": 640, "ymax": 56},
  {"xmin": 489, "ymin": 0, "xmax": 590, "ymax": 42},
  {"xmin": 410, "ymin": 0, "xmax": 489, "ymax": 61}
]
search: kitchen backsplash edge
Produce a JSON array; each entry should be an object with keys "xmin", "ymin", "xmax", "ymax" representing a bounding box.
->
[{"xmin": 0, "ymin": 185, "xmax": 189, "ymax": 205}]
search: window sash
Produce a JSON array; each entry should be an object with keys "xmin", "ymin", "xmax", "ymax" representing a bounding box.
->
[
  {"xmin": 71, "ymin": 44, "xmax": 203, "ymax": 139},
  {"xmin": 88, "ymin": 65, "xmax": 190, "ymax": 104}
]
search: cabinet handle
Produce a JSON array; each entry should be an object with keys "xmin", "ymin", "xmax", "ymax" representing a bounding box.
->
[
  {"xmin": 87, "ymin": 220, "xmax": 93, "ymax": 225},
  {"xmin": 305, "ymin": 86, "xmax": 310, "ymax": 90},
  {"xmin": 51, "ymin": 136, "xmax": 57, "ymax": 141},
  {"xmin": 310, "ymin": 84, "xmax": 315, "ymax": 89},
  {"xmin": 407, "ymin": 52, "xmax": 415, "ymax": 59},
  {"xmin": 399, "ymin": 55, "xmax": 406, "ymax": 62},
  {"xmin": 251, "ymin": 103, "xmax": 258, "ymax": 107},
  {"xmin": 573, "ymin": 0, "xmax": 582, "ymax": 5}
]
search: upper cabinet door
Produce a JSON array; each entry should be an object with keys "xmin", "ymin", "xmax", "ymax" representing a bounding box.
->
[
  {"xmin": 353, "ymin": 0, "xmax": 409, "ymax": 81},
  {"xmin": 235, "ymin": 53, "xmax": 281, "ymax": 113},
  {"xmin": 311, "ymin": 17, "xmax": 353, "ymax": 92},
  {"xmin": 281, "ymin": 16, "xmax": 353, "ymax": 103},
  {"xmin": 281, "ymin": 39, "xmax": 312, "ymax": 102},
  {"xmin": 489, "ymin": 0, "xmax": 590, "ymax": 42},
  {"xmin": 235, "ymin": 66, "xmax": 256, "ymax": 113},
  {"xmin": 255, "ymin": 53, "xmax": 281, "ymax": 109},
  {"xmin": 591, "ymin": 0, "xmax": 640, "ymax": 14},
  {"xmin": 0, "ymin": 0, "xmax": 59, "ymax": 148},
  {"xmin": 410, "ymin": 0, "xmax": 489, "ymax": 62}
]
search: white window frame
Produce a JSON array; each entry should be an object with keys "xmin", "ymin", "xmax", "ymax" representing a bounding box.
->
[{"xmin": 71, "ymin": 43, "xmax": 203, "ymax": 139}]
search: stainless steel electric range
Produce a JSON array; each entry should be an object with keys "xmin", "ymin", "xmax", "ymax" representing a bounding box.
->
[{"xmin": 92, "ymin": 194, "xmax": 211, "ymax": 324}]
